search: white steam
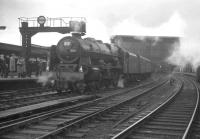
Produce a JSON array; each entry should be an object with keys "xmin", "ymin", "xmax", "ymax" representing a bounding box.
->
[
  {"xmin": 166, "ymin": 9, "xmax": 200, "ymax": 70},
  {"xmin": 167, "ymin": 37, "xmax": 200, "ymax": 70},
  {"xmin": 1, "ymin": 0, "xmax": 200, "ymax": 70},
  {"xmin": 111, "ymin": 12, "xmax": 184, "ymax": 37},
  {"xmin": 37, "ymin": 72, "xmax": 53, "ymax": 86}
]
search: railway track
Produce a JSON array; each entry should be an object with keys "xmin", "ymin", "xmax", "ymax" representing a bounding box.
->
[
  {"xmin": 60, "ymin": 78, "xmax": 181, "ymax": 139},
  {"xmin": 0, "ymin": 87, "xmax": 71, "ymax": 111},
  {"xmin": 0, "ymin": 78, "xmax": 161, "ymax": 123},
  {"xmin": 112, "ymin": 77, "xmax": 199, "ymax": 139},
  {"xmin": 189, "ymin": 99, "xmax": 200, "ymax": 139},
  {"xmin": 0, "ymin": 87, "xmax": 48, "ymax": 99},
  {"xmin": 0, "ymin": 78, "xmax": 167, "ymax": 139},
  {"xmin": 182, "ymin": 74, "xmax": 200, "ymax": 139},
  {"xmin": 0, "ymin": 74, "xmax": 163, "ymax": 111}
]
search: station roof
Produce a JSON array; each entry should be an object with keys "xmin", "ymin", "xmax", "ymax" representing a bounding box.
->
[{"xmin": 0, "ymin": 42, "xmax": 49, "ymax": 56}]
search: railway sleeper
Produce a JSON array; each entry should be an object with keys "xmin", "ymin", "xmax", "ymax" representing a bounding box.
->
[
  {"xmin": 131, "ymin": 128, "xmax": 183, "ymax": 137},
  {"xmin": 147, "ymin": 121, "xmax": 187, "ymax": 127},
  {"xmin": 162, "ymin": 108, "xmax": 193, "ymax": 112},
  {"xmin": 152, "ymin": 118, "xmax": 190, "ymax": 124},
  {"xmin": 142, "ymin": 125, "xmax": 186, "ymax": 131},
  {"xmin": 161, "ymin": 109, "xmax": 193, "ymax": 114},
  {"xmin": 83, "ymin": 107, "xmax": 101, "ymax": 111},
  {"xmin": 58, "ymin": 114, "xmax": 80, "ymax": 119},
  {"xmin": 1, "ymin": 133, "xmax": 34, "ymax": 139},
  {"xmin": 157, "ymin": 113, "xmax": 191, "ymax": 118},
  {"xmin": 193, "ymin": 127, "xmax": 200, "ymax": 132},
  {"xmin": 156, "ymin": 115, "xmax": 191, "ymax": 120},
  {"xmin": 194, "ymin": 121, "xmax": 200, "ymax": 125},
  {"xmin": 28, "ymin": 125, "xmax": 57, "ymax": 131},
  {"xmin": 103, "ymin": 113, "xmax": 121, "ymax": 118},
  {"xmin": 39, "ymin": 120, "xmax": 64, "ymax": 126},
  {"xmin": 194, "ymin": 124, "xmax": 200, "ymax": 129},
  {"xmin": 98, "ymin": 116, "xmax": 115, "ymax": 121},
  {"xmin": 65, "ymin": 132, "xmax": 86, "ymax": 139},
  {"xmin": 67, "ymin": 112, "xmax": 87, "ymax": 116},
  {"xmin": 194, "ymin": 134, "xmax": 200, "ymax": 138},
  {"xmin": 127, "ymin": 134, "xmax": 170, "ymax": 139},
  {"xmin": 75, "ymin": 110, "xmax": 95, "ymax": 113},
  {"xmin": 165, "ymin": 105, "xmax": 195, "ymax": 109},
  {"xmin": 161, "ymin": 110, "xmax": 192, "ymax": 115},
  {"xmin": 14, "ymin": 129, "xmax": 49, "ymax": 135}
]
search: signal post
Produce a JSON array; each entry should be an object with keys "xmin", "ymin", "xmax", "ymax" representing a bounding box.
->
[{"xmin": 19, "ymin": 16, "xmax": 86, "ymax": 76}]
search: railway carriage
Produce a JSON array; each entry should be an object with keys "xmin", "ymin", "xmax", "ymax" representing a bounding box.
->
[
  {"xmin": 139, "ymin": 56, "xmax": 152, "ymax": 79},
  {"xmin": 122, "ymin": 51, "xmax": 140, "ymax": 82}
]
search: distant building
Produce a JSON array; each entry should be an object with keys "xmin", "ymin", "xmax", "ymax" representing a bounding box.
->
[{"xmin": 111, "ymin": 35, "xmax": 180, "ymax": 63}]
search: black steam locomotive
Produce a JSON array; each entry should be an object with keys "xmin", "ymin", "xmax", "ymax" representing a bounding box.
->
[{"xmin": 49, "ymin": 34, "xmax": 154, "ymax": 93}]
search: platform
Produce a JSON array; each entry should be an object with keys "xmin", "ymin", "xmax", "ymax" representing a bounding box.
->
[
  {"xmin": 0, "ymin": 76, "xmax": 40, "ymax": 91},
  {"xmin": 175, "ymin": 72, "xmax": 196, "ymax": 77},
  {"xmin": 0, "ymin": 95, "xmax": 95, "ymax": 120},
  {"xmin": 0, "ymin": 77, "xmax": 37, "ymax": 82},
  {"xmin": 183, "ymin": 72, "xmax": 195, "ymax": 77}
]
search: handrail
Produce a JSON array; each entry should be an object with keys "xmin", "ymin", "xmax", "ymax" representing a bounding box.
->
[{"xmin": 18, "ymin": 16, "xmax": 86, "ymax": 28}]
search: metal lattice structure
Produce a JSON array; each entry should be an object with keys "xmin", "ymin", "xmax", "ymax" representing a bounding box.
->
[
  {"xmin": 18, "ymin": 16, "xmax": 86, "ymax": 76},
  {"xmin": 18, "ymin": 17, "xmax": 86, "ymax": 28}
]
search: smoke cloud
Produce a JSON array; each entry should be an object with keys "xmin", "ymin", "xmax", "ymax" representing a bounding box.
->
[
  {"xmin": 165, "ymin": 1, "xmax": 200, "ymax": 70},
  {"xmin": 167, "ymin": 37, "xmax": 200, "ymax": 70},
  {"xmin": 37, "ymin": 72, "xmax": 53, "ymax": 86},
  {"xmin": 1, "ymin": 0, "xmax": 200, "ymax": 70}
]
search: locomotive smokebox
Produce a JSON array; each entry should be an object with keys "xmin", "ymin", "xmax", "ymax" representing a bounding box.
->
[{"xmin": 56, "ymin": 36, "xmax": 81, "ymax": 63}]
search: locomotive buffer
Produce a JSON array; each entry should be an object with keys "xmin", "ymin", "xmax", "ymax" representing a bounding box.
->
[{"xmin": 19, "ymin": 16, "xmax": 86, "ymax": 76}]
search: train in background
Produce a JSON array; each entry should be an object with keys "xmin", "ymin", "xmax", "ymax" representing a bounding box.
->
[
  {"xmin": 196, "ymin": 66, "xmax": 200, "ymax": 82},
  {"xmin": 176, "ymin": 62, "xmax": 200, "ymax": 83},
  {"xmin": 48, "ymin": 34, "xmax": 155, "ymax": 93},
  {"xmin": 184, "ymin": 64, "xmax": 200, "ymax": 83},
  {"xmin": 182, "ymin": 64, "xmax": 200, "ymax": 83}
]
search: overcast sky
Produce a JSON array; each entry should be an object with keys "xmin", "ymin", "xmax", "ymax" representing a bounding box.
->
[{"xmin": 0, "ymin": 0, "xmax": 200, "ymax": 46}]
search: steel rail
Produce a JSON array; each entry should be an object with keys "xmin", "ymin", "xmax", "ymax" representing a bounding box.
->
[
  {"xmin": 0, "ymin": 79, "xmax": 166, "ymax": 138},
  {"xmin": 36, "ymin": 80, "xmax": 167, "ymax": 139},
  {"xmin": 112, "ymin": 77, "xmax": 184, "ymax": 139}
]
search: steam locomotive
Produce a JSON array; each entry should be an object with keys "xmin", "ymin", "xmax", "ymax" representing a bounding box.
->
[{"xmin": 49, "ymin": 34, "xmax": 154, "ymax": 93}]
